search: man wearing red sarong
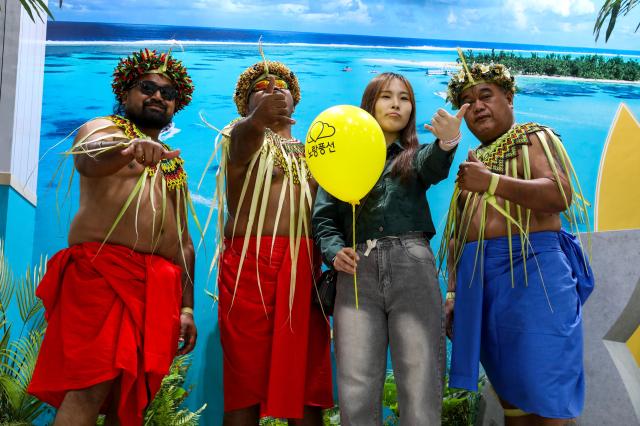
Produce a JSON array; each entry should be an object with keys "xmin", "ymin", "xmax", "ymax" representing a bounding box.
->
[
  {"xmin": 214, "ymin": 60, "xmax": 333, "ymax": 425},
  {"xmin": 28, "ymin": 49, "xmax": 198, "ymax": 426}
]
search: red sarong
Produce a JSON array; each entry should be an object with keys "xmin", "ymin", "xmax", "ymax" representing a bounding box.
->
[
  {"xmin": 219, "ymin": 236, "xmax": 333, "ymax": 418},
  {"xmin": 28, "ymin": 242, "xmax": 182, "ymax": 426}
]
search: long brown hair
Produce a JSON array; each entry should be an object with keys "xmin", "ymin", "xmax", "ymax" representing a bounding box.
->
[{"xmin": 360, "ymin": 72, "xmax": 419, "ymax": 181}]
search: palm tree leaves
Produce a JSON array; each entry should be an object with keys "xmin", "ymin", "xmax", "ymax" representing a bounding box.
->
[
  {"xmin": 0, "ymin": 242, "xmax": 14, "ymax": 318},
  {"xmin": 1, "ymin": 331, "xmax": 43, "ymax": 391},
  {"xmin": 198, "ymin": 123, "xmax": 230, "ymax": 301},
  {"xmin": 0, "ymin": 242, "xmax": 13, "ymax": 366},
  {"xmin": 594, "ymin": 0, "xmax": 640, "ymax": 42},
  {"xmin": 142, "ymin": 355, "xmax": 207, "ymax": 426},
  {"xmin": 0, "ymin": 242, "xmax": 49, "ymax": 424},
  {"xmin": 4, "ymin": 0, "xmax": 63, "ymax": 23},
  {"xmin": 15, "ymin": 260, "xmax": 46, "ymax": 329},
  {"xmin": 15, "ymin": 0, "xmax": 54, "ymax": 22}
]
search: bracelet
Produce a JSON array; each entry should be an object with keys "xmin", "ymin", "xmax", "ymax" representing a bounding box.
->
[
  {"xmin": 180, "ymin": 307, "xmax": 194, "ymax": 316},
  {"xmin": 446, "ymin": 291, "xmax": 456, "ymax": 301},
  {"xmin": 441, "ymin": 132, "xmax": 462, "ymax": 146},
  {"xmin": 487, "ymin": 173, "xmax": 500, "ymax": 196}
]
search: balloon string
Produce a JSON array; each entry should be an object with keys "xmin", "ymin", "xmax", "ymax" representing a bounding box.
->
[{"xmin": 352, "ymin": 202, "xmax": 358, "ymax": 310}]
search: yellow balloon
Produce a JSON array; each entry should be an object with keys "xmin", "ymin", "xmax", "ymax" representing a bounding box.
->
[{"xmin": 305, "ymin": 105, "xmax": 386, "ymax": 204}]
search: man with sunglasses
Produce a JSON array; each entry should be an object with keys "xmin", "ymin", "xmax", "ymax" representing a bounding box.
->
[
  {"xmin": 28, "ymin": 49, "xmax": 197, "ymax": 426},
  {"xmin": 214, "ymin": 60, "xmax": 333, "ymax": 425}
]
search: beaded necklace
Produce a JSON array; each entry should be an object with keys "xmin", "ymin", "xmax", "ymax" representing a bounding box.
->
[
  {"xmin": 264, "ymin": 128, "xmax": 311, "ymax": 185},
  {"xmin": 474, "ymin": 122, "xmax": 544, "ymax": 175},
  {"xmin": 106, "ymin": 115, "xmax": 187, "ymax": 190}
]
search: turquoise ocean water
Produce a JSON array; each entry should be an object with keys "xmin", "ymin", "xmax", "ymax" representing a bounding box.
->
[{"xmin": 34, "ymin": 22, "xmax": 640, "ymax": 423}]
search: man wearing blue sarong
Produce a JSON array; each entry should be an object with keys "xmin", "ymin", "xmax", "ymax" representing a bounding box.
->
[{"xmin": 440, "ymin": 59, "xmax": 594, "ymax": 425}]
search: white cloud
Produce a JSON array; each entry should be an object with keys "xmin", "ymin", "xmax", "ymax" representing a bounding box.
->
[
  {"xmin": 182, "ymin": 0, "xmax": 373, "ymax": 25},
  {"xmin": 447, "ymin": 9, "xmax": 457, "ymax": 25},
  {"xmin": 278, "ymin": 3, "xmax": 308, "ymax": 14},
  {"xmin": 505, "ymin": 0, "xmax": 596, "ymax": 28},
  {"xmin": 560, "ymin": 21, "xmax": 593, "ymax": 32},
  {"xmin": 444, "ymin": 7, "xmax": 486, "ymax": 28},
  {"xmin": 332, "ymin": 0, "xmax": 354, "ymax": 7},
  {"xmin": 291, "ymin": 0, "xmax": 372, "ymax": 24},
  {"xmin": 191, "ymin": 0, "xmax": 253, "ymax": 13},
  {"xmin": 60, "ymin": 0, "xmax": 102, "ymax": 13},
  {"xmin": 573, "ymin": 0, "xmax": 597, "ymax": 15},
  {"xmin": 61, "ymin": 2, "xmax": 91, "ymax": 13},
  {"xmin": 510, "ymin": 0, "xmax": 595, "ymax": 16}
]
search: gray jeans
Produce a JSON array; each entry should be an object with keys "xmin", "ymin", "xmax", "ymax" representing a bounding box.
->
[{"xmin": 334, "ymin": 233, "xmax": 445, "ymax": 426}]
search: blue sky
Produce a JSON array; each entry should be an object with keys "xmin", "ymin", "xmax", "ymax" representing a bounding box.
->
[{"xmin": 53, "ymin": 0, "xmax": 640, "ymax": 50}]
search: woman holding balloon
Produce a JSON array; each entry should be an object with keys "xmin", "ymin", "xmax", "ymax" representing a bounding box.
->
[{"xmin": 311, "ymin": 72, "xmax": 468, "ymax": 425}]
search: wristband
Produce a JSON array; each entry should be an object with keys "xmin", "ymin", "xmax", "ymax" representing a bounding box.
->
[
  {"xmin": 442, "ymin": 132, "xmax": 462, "ymax": 146},
  {"xmin": 180, "ymin": 307, "xmax": 194, "ymax": 316},
  {"xmin": 487, "ymin": 173, "xmax": 500, "ymax": 196}
]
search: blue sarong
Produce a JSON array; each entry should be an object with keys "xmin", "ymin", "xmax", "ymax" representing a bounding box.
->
[{"xmin": 450, "ymin": 230, "xmax": 594, "ymax": 418}]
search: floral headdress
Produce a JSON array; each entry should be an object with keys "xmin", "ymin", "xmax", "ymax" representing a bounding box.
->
[
  {"xmin": 233, "ymin": 60, "xmax": 301, "ymax": 117},
  {"xmin": 447, "ymin": 49, "xmax": 516, "ymax": 109},
  {"xmin": 112, "ymin": 49, "xmax": 194, "ymax": 112}
]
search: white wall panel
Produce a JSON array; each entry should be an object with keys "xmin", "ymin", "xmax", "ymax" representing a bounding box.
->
[
  {"xmin": 0, "ymin": 0, "xmax": 47, "ymax": 204},
  {"xmin": 11, "ymin": 1, "xmax": 47, "ymax": 196},
  {"xmin": 0, "ymin": 0, "xmax": 19, "ymax": 175}
]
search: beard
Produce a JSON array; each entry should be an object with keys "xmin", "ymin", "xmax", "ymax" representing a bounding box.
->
[{"xmin": 125, "ymin": 100, "xmax": 173, "ymax": 130}]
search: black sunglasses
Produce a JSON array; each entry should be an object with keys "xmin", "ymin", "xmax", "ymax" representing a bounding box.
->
[{"xmin": 136, "ymin": 80, "xmax": 178, "ymax": 101}]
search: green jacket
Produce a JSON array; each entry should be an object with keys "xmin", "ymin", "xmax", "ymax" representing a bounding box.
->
[{"xmin": 312, "ymin": 140, "xmax": 456, "ymax": 266}]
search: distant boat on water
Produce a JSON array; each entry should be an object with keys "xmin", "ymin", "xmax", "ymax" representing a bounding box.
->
[{"xmin": 426, "ymin": 68, "xmax": 449, "ymax": 75}]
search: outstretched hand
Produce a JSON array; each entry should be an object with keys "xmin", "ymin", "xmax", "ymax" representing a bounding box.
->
[
  {"xmin": 424, "ymin": 103, "xmax": 469, "ymax": 142},
  {"xmin": 121, "ymin": 138, "xmax": 180, "ymax": 167}
]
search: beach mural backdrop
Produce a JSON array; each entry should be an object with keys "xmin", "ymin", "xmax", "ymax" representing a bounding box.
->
[{"xmin": 35, "ymin": 1, "xmax": 640, "ymax": 423}]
